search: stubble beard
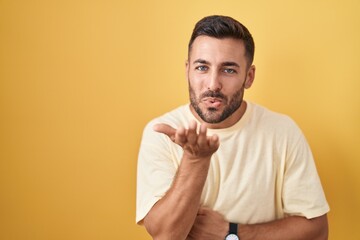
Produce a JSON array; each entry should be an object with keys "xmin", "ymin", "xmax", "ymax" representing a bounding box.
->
[{"xmin": 189, "ymin": 83, "xmax": 244, "ymax": 124}]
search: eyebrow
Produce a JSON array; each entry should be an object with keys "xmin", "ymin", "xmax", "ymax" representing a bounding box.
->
[
  {"xmin": 221, "ymin": 61, "xmax": 240, "ymax": 68},
  {"xmin": 193, "ymin": 59, "xmax": 209, "ymax": 65},
  {"xmin": 192, "ymin": 59, "xmax": 240, "ymax": 68}
]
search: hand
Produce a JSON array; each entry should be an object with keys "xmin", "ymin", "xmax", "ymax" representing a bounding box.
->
[
  {"xmin": 153, "ymin": 120, "xmax": 220, "ymax": 160},
  {"xmin": 186, "ymin": 207, "xmax": 228, "ymax": 240}
]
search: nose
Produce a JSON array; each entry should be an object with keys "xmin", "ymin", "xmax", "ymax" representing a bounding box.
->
[{"xmin": 208, "ymin": 71, "xmax": 222, "ymax": 91}]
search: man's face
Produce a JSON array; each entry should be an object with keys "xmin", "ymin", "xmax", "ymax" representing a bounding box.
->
[{"xmin": 186, "ymin": 36, "xmax": 255, "ymax": 127}]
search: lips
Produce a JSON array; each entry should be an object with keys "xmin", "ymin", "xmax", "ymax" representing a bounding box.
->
[{"xmin": 202, "ymin": 97, "xmax": 223, "ymax": 108}]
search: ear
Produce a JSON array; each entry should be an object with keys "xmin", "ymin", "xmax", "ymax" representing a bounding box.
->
[
  {"xmin": 185, "ymin": 59, "xmax": 189, "ymax": 77},
  {"xmin": 185, "ymin": 60, "xmax": 190, "ymax": 80},
  {"xmin": 244, "ymin": 65, "xmax": 256, "ymax": 89}
]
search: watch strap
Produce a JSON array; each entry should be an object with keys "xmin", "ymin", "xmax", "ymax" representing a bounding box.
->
[{"xmin": 229, "ymin": 222, "xmax": 238, "ymax": 235}]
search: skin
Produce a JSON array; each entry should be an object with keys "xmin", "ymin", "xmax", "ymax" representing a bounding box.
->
[
  {"xmin": 187, "ymin": 36, "xmax": 255, "ymax": 129},
  {"xmin": 143, "ymin": 36, "xmax": 328, "ymax": 240}
]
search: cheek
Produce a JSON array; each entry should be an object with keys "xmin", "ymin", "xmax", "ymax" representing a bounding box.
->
[
  {"xmin": 189, "ymin": 75, "xmax": 206, "ymax": 91},
  {"xmin": 228, "ymin": 79, "xmax": 246, "ymax": 91},
  {"xmin": 189, "ymin": 83, "xmax": 200, "ymax": 98},
  {"xmin": 222, "ymin": 83, "xmax": 244, "ymax": 98}
]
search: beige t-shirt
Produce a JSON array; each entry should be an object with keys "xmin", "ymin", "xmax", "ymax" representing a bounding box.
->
[{"xmin": 136, "ymin": 102, "xmax": 329, "ymax": 224}]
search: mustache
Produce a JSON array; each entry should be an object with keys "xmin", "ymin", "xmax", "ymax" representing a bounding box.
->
[{"xmin": 200, "ymin": 90, "xmax": 227, "ymax": 100}]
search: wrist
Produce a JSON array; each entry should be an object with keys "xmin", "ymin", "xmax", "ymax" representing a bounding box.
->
[
  {"xmin": 183, "ymin": 151, "xmax": 212, "ymax": 162},
  {"xmin": 181, "ymin": 154, "xmax": 212, "ymax": 174},
  {"xmin": 238, "ymin": 224, "xmax": 254, "ymax": 240}
]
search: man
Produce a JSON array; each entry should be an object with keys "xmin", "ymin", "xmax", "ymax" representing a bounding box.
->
[{"xmin": 136, "ymin": 15, "xmax": 329, "ymax": 240}]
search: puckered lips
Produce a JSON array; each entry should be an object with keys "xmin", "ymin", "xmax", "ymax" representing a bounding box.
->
[{"xmin": 202, "ymin": 97, "xmax": 223, "ymax": 109}]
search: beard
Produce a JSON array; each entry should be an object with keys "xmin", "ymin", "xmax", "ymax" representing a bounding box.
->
[{"xmin": 189, "ymin": 83, "xmax": 244, "ymax": 124}]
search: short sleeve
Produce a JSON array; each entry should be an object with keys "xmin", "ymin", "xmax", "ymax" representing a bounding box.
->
[
  {"xmin": 282, "ymin": 131, "xmax": 330, "ymax": 219},
  {"xmin": 136, "ymin": 121, "xmax": 177, "ymax": 224}
]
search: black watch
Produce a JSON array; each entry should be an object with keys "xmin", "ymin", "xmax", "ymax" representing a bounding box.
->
[{"xmin": 225, "ymin": 222, "xmax": 239, "ymax": 240}]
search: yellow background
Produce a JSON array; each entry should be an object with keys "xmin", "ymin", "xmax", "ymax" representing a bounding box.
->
[{"xmin": 0, "ymin": 0, "xmax": 359, "ymax": 239}]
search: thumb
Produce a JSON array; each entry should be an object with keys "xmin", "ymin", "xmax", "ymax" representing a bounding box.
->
[{"xmin": 153, "ymin": 123, "xmax": 176, "ymax": 140}]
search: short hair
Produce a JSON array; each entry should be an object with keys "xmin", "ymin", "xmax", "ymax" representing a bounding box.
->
[{"xmin": 188, "ymin": 15, "xmax": 255, "ymax": 66}]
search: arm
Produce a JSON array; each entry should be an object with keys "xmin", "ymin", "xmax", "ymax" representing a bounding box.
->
[
  {"xmin": 187, "ymin": 207, "xmax": 328, "ymax": 240},
  {"xmin": 143, "ymin": 121, "xmax": 219, "ymax": 240},
  {"xmin": 239, "ymin": 214, "xmax": 328, "ymax": 240}
]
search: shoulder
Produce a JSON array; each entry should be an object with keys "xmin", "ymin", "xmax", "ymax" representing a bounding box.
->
[
  {"xmin": 248, "ymin": 103, "xmax": 312, "ymax": 159},
  {"xmin": 248, "ymin": 102, "xmax": 303, "ymax": 137},
  {"xmin": 250, "ymin": 103, "xmax": 298, "ymax": 127}
]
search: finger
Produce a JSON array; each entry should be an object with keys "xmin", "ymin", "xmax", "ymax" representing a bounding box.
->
[
  {"xmin": 209, "ymin": 134, "xmax": 220, "ymax": 150},
  {"xmin": 153, "ymin": 123, "xmax": 176, "ymax": 141},
  {"xmin": 197, "ymin": 124, "xmax": 207, "ymax": 148},
  {"xmin": 187, "ymin": 120, "xmax": 198, "ymax": 145},
  {"xmin": 175, "ymin": 126, "xmax": 187, "ymax": 146}
]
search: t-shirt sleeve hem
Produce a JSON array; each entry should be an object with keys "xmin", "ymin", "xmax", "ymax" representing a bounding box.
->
[
  {"xmin": 285, "ymin": 204, "xmax": 330, "ymax": 220},
  {"xmin": 303, "ymin": 205, "xmax": 330, "ymax": 219},
  {"xmin": 136, "ymin": 196, "xmax": 162, "ymax": 225}
]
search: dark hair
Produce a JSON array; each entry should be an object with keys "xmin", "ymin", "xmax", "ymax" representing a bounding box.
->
[{"xmin": 188, "ymin": 15, "xmax": 255, "ymax": 66}]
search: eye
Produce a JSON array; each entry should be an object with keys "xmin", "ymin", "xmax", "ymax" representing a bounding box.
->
[
  {"xmin": 195, "ymin": 65, "xmax": 208, "ymax": 71},
  {"xmin": 223, "ymin": 68, "xmax": 237, "ymax": 74}
]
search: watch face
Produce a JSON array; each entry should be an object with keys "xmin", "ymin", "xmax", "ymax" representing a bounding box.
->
[{"xmin": 225, "ymin": 233, "xmax": 239, "ymax": 240}]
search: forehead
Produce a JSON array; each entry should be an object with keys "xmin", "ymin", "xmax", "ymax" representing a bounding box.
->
[{"xmin": 189, "ymin": 36, "xmax": 246, "ymax": 64}]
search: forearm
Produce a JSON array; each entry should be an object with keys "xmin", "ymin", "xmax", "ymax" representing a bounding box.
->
[
  {"xmin": 143, "ymin": 156, "xmax": 210, "ymax": 240},
  {"xmin": 239, "ymin": 215, "xmax": 328, "ymax": 240}
]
